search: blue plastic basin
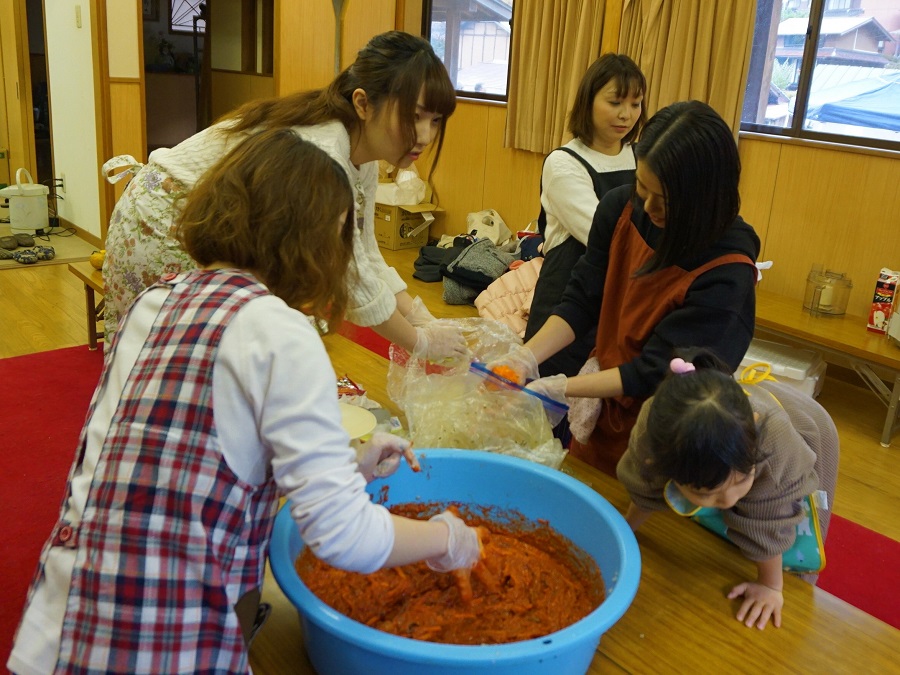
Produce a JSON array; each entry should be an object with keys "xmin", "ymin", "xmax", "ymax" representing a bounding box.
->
[{"xmin": 269, "ymin": 449, "xmax": 640, "ymax": 675}]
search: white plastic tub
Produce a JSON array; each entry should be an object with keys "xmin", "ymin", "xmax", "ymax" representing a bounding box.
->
[{"xmin": 738, "ymin": 338, "xmax": 826, "ymax": 398}]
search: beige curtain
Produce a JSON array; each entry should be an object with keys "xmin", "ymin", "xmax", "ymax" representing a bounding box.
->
[
  {"xmin": 505, "ymin": 0, "xmax": 607, "ymax": 154},
  {"xmin": 619, "ymin": 0, "xmax": 755, "ymax": 132}
]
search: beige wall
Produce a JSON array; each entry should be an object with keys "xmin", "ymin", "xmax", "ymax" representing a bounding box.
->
[
  {"xmin": 45, "ymin": 0, "xmax": 103, "ymax": 239},
  {"xmin": 107, "ymin": 0, "xmax": 144, "ymax": 207},
  {"xmin": 27, "ymin": 0, "xmax": 900, "ymax": 295},
  {"xmin": 426, "ymin": 100, "xmax": 543, "ymax": 237},
  {"xmin": 428, "ymin": 99, "xmax": 900, "ymax": 320},
  {"xmin": 739, "ymin": 136, "xmax": 900, "ymax": 318},
  {"xmin": 415, "ymin": 0, "xmax": 900, "ymax": 321},
  {"xmin": 274, "ymin": 0, "xmax": 395, "ymax": 96}
]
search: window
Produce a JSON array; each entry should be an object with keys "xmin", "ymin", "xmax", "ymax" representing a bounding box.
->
[
  {"xmin": 423, "ymin": 0, "xmax": 514, "ymax": 100},
  {"xmin": 741, "ymin": 0, "xmax": 900, "ymax": 152},
  {"xmin": 170, "ymin": 0, "xmax": 206, "ymax": 34}
]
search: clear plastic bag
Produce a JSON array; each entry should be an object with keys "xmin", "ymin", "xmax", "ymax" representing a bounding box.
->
[{"xmin": 387, "ymin": 318, "xmax": 567, "ymax": 468}]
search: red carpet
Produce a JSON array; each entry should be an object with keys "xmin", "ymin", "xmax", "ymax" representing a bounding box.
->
[
  {"xmin": 818, "ymin": 515, "xmax": 900, "ymax": 627},
  {"xmin": 0, "ymin": 346, "xmax": 105, "ymax": 667},
  {"xmin": 1, "ymin": 343, "xmax": 898, "ymax": 667},
  {"xmin": 338, "ymin": 321, "xmax": 391, "ymax": 358}
]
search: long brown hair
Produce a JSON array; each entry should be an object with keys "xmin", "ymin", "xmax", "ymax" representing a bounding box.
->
[
  {"xmin": 176, "ymin": 128, "xmax": 355, "ymax": 330},
  {"xmin": 224, "ymin": 31, "xmax": 456, "ymax": 177}
]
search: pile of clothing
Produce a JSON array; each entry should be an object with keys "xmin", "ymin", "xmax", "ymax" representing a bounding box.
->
[{"xmin": 412, "ymin": 229, "xmax": 544, "ymax": 338}]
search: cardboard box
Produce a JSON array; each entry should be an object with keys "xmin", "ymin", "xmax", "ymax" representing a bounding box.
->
[
  {"xmin": 738, "ymin": 338, "xmax": 827, "ymax": 399},
  {"xmin": 374, "ymin": 202, "xmax": 439, "ymax": 251}
]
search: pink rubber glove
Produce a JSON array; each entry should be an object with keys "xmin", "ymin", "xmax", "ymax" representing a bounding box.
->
[
  {"xmin": 426, "ymin": 510, "xmax": 482, "ymax": 572},
  {"xmin": 413, "ymin": 322, "xmax": 469, "ymax": 362},
  {"xmin": 355, "ymin": 431, "xmax": 420, "ymax": 483},
  {"xmin": 524, "ymin": 374, "xmax": 568, "ymax": 426},
  {"xmin": 485, "ymin": 344, "xmax": 539, "ymax": 384},
  {"xmin": 568, "ymin": 356, "xmax": 603, "ymax": 444}
]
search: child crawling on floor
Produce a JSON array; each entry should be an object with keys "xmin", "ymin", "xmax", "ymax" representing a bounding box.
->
[{"xmin": 616, "ymin": 348, "xmax": 839, "ymax": 630}]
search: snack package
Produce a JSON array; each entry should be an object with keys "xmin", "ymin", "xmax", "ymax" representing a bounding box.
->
[{"xmin": 867, "ymin": 268, "xmax": 899, "ymax": 334}]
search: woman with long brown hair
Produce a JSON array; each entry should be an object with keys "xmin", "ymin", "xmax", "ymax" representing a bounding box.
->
[{"xmin": 102, "ymin": 31, "xmax": 465, "ymax": 362}]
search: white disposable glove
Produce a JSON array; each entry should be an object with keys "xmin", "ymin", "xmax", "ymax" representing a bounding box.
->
[
  {"xmin": 485, "ymin": 344, "xmax": 539, "ymax": 384},
  {"xmin": 413, "ymin": 322, "xmax": 469, "ymax": 362},
  {"xmin": 405, "ymin": 296, "xmax": 437, "ymax": 327},
  {"xmin": 568, "ymin": 356, "xmax": 603, "ymax": 444},
  {"xmin": 355, "ymin": 431, "xmax": 419, "ymax": 483},
  {"xmin": 426, "ymin": 510, "xmax": 482, "ymax": 572},
  {"xmin": 525, "ymin": 374, "xmax": 568, "ymax": 427}
]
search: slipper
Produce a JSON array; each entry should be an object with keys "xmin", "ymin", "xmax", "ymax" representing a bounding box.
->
[
  {"xmin": 33, "ymin": 245, "xmax": 55, "ymax": 261},
  {"xmin": 14, "ymin": 233, "xmax": 34, "ymax": 247},
  {"xmin": 0, "ymin": 248, "xmax": 15, "ymax": 260},
  {"xmin": 12, "ymin": 249, "xmax": 38, "ymax": 264},
  {"xmin": 0, "ymin": 236, "xmax": 18, "ymax": 250}
]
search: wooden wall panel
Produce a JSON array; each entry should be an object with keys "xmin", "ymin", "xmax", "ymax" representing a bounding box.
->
[
  {"xmin": 482, "ymin": 104, "xmax": 543, "ymax": 231},
  {"xmin": 250, "ymin": 74, "xmax": 276, "ymax": 101},
  {"xmin": 274, "ymin": 0, "xmax": 331, "ymax": 94},
  {"xmin": 401, "ymin": 1, "xmax": 423, "ymax": 34},
  {"xmin": 109, "ymin": 79, "xmax": 144, "ymax": 203},
  {"xmin": 737, "ymin": 136, "xmax": 782, "ymax": 254},
  {"xmin": 427, "ymin": 101, "xmax": 490, "ymax": 237},
  {"xmin": 275, "ymin": 0, "xmax": 394, "ymax": 96},
  {"xmin": 343, "ymin": 2, "xmax": 394, "ymax": 68},
  {"xmin": 753, "ymin": 142, "xmax": 900, "ymax": 318},
  {"xmin": 210, "ymin": 71, "xmax": 274, "ymax": 121}
]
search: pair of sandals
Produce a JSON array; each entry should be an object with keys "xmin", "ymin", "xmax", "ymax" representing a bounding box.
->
[
  {"xmin": 0, "ymin": 244, "xmax": 55, "ymax": 264},
  {"xmin": 0, "ymin": 233, "xmax": 35, "ymax": 250}
]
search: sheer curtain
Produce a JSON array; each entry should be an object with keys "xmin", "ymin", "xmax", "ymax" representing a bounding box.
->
[
  {"xmin": 618, "ymin": 0, "xmax": 756, "ymax": 132},
  {"xmin": 505, "ymin": 0, "xmax": 607, "ymax": 153}
]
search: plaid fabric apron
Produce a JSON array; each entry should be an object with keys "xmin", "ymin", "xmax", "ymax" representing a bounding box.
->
[{"xmin": 46, "ymin": 269, "xmax": 277, "ymax": 673}]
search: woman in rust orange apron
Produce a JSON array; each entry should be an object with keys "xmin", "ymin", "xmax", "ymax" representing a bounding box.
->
[{"xmin": 516, "ymin": 101, "xmax": 760, "ymax": 475}]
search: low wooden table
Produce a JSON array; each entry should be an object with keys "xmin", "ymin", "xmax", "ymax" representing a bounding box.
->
[
  {"xmin": 67, "ymin": 261, "xmax": 105, "ymax": 350},
  {"xmin": 248, "ymin": 333, "xmax": 899, "ymax": 674},
  {"xmin": 755, "ymin": 289, "xmax": 900, "ymax": 447}
]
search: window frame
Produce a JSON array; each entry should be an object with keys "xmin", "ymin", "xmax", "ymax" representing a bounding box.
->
[
  {"xmin": 421, "ymin": 0, "xmax": 514, "ymax": 103},
  {"xmin": 169, "ymin": 0, "xmax": 206, "ymax": 35},
  {"xmin": 740, "ymin": 0, "xmax": 900, "ymax": 154}
]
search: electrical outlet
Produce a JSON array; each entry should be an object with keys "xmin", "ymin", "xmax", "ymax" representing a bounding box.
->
[{"xmin": 59, "ymin": 173, "xmax": 66, "ymax": 193}]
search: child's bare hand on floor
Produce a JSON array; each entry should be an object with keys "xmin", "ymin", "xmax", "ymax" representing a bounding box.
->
[{"xmin": 728, "ymin": 581, "xmax": 783, "ymax": 629}]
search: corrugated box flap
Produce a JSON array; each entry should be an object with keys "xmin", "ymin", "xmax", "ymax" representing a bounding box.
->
[{"xmin": 399, "ymin": 203, "xmax": 442, "ymax": 214}]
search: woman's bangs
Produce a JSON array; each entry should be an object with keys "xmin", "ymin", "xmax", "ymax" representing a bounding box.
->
[
  {"xmin": 615, "ymin": 73, "xmax": 645, "ymax": 100},
  {"xmin": 422, "ymin": 59, "xmax": 457, "ymax": 116}
]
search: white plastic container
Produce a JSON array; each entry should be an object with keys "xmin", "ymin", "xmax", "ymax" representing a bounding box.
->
[
  {"xmin": 738, "ymin": 338, "xmax": 826, "ymax": 399},
  {"xmin": 0, "ymin": 168, "xmax": 49, "ymax": 234}
]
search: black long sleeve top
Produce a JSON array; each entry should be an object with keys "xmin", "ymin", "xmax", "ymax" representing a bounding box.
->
[{"xmin": 552, "ymin": 185, "xmax": 760, "ymax": 399}]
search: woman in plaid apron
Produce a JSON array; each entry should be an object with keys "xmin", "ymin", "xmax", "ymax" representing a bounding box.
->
[{"xmin": 10, "ymin": 129, "xmax": 481, "ymax": 675}]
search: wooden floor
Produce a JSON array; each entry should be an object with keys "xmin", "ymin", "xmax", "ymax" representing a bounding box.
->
[{"xmin": 1, "ymin": 253, "xmax": 898, "ymax": 546}]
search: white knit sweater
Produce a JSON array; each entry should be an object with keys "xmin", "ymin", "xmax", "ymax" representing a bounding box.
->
[{"xmin": 148, "ymin": 119, "xmax": 407, "ymax": 327}]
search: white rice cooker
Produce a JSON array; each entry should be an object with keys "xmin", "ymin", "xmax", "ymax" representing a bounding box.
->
[{"xmin": 0, "ymin": 168, "xmax": 50, "ymax": 234}]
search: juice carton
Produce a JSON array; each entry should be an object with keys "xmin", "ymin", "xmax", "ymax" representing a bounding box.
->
[{"xmin": 867, "ymin": 267, "xmax": 899, "ymax": 334}]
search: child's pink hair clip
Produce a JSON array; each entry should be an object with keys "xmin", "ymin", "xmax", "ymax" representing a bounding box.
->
[{"xmin": 670, "ymin": 358, "xmax": 696, "ymax": 374}]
